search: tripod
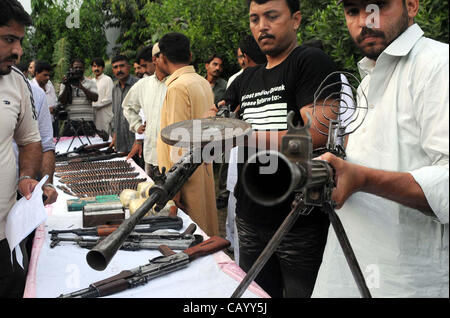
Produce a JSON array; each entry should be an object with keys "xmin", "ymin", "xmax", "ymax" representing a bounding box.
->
[{"xmin": 56, "ymin": 118, "xmax": 95, "ymax": 153}]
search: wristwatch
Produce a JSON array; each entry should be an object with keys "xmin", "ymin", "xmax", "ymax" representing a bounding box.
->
[{"xmin": 18, "ymin": 175, "xmax": 33, "ymax": 184}]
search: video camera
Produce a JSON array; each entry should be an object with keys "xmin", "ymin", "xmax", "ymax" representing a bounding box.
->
[
  {"xmin": 66, "ymin": 68, "xmax": 84, "ymax": 86},
  {"xmin": 53, "ymin": 102, "xmax": 68, "ymax": 121}
]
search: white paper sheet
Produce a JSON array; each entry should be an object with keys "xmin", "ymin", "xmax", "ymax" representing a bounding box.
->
[{"xmin": 5, "ymin": 175, "xmax": 48, "ymax": 268}]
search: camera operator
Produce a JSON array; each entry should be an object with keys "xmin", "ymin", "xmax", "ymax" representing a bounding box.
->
[{"xmin": 58, "ymin": 59, "xmax": 98, "ymax": 136}]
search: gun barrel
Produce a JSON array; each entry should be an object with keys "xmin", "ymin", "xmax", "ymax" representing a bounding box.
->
[
  {"xmin": 86, "ymin": 191, "xmax": 161, "ymax": 270},
  {"xmin": 242, "ymin": 150, "xmax": 306, "ymax": 206},
  {"xmin": 242, "ymin": 150, "xmax": 333, "ymax": 207}
]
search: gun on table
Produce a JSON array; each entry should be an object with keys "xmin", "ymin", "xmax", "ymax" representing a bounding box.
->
[
  {"xmin": 50, "ymin": 224, "xmax": 201, "ymax": 250},
  {"xmin": 56, "ymin": 142, "xmax": 112, "ymax": 160},
  {"xmin": 58, "ymin": 236, "xmax": 230, "ymax": 298},
  {"xmin": 56, "ymin": 151, "xmax": 128, "ymax": 165},
  {"xmin": 49, "ymin": 216, "xmax": 184, "ymax": 239}
]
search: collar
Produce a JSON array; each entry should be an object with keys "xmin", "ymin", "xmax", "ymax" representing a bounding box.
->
[
  {"xmin": 116, "ymin": 75, "xmax": 135, "ymax": 88},
  {"xmin": 166, "ymin": 65, "xmax": 195, "ymax": 86},
  {"xmin": 358, "ymin": 23, "xmax": 424, "ymax": 78}
]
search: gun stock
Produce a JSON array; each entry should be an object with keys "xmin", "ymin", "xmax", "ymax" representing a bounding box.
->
[{"xmin": 183, "ymin": 236, "xmax": 230, "ymax": 261}]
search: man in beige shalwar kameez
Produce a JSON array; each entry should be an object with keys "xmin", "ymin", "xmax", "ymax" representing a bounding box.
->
[{"xmin": 156, "ymin": 33, "xmax": 219, "ymax": 237}]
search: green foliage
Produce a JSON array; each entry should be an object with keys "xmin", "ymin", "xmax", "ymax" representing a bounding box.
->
[
  {"xmin": 103, "ymin": 0, "xmax": 151, "ymax": 58},
  {"xmin": 52, "ymin": 37, "xmax": 71, "ymax": 94},
  {"xmin": 141, "ymin": 0, "xmax": 249, "ymax": 78},
  {"xmin": 415, "ymin": 0, "xmax": 449, "ymax": 43},
  {"xmin": 29, "ymin": 0, "xmax": 108, "ymax": 71}
]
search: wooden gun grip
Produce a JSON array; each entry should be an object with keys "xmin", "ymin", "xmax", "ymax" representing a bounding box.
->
[
  {"xmin": 97, "ymin": 225, "xmax": 118, "ymax": 236},
  {"xmin": 181, "ymin": 223, "xmax": 197, "ymax": 236},
  {"xmin": 159, "ymin": 245, "xmax": 176, "ymax": 256},
  {"xmin": 169, "ymin": 205, "xmax": 178, "ymax": 217},
  {"xmin": 183, "ymin": 236, "xmax": 230, "ymax": 261}
]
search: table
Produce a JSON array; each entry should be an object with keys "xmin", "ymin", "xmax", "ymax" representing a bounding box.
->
[{"xmin": 24, "ymin": 136, "xmax": 269, "ymax": 298}]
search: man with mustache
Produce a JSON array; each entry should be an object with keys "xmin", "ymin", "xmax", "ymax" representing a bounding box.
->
[
  {"xmin": 210, "ymin": 0, "xmax": 340, "ymax": 297},
  {"xmin": 312, "ymin": 0, "xmax": 448, "ymax": 297},
  {"xmin": 110, "ymin": 55, "xmax": 145, "ymax": 169},
  {"xmin": 133, "ymin": 62, "xmax": 144, "ymax": 79},
  {"xmin": 91, "ymin": 57, "xmax": 114, "ymax": 137},
  {"xmin": 205, "ymin": 54, "xmax": 227, "ymax": 107},
  {"xmin": 32, "ymin": 61, "xmax": 59, "ymax": 137},
  {"xmin": 0, "ymin": 0, "xmax": 43, "ymax": 298}
]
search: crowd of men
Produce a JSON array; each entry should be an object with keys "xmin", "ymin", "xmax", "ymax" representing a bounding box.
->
[{"xmin": 0, "ymin": 0, "xmax": 448, "ymax": 299}]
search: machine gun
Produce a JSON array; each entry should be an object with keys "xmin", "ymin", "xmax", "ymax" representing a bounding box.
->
[
  {"xmin": 58, "ymin": 236, "xmax": 230, "ymax": 298},
  {"xmin": 85, "ymin": 117, "xmax": 251, "ymax": 271},
  {"xmin": 231, "ymin": 72, "xmax": 372, "ymax": 298},
  {"xmin": 50, "ymin": 223, "xmax": 202, "ymax": 251}
]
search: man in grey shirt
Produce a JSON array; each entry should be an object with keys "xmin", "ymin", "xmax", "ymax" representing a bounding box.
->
[
  {"xmin": 109, "ymin": 55, "xmax": 144, "ymax": 169},
  {"xmin": 58, "ymin": 58, "xmax": 98, "ymax": 137}
]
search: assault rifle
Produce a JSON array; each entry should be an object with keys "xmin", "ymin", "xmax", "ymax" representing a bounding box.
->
[
  {"xmin": 50, "ymin": 223, "xmax": 202, "ymax": 250},
  {"xmin": 58, "ymin": 236, "xmax": 230, "ymax": 298},
  {"xmin": 49, "ymin": 215, "xmax": 184, "ymax": 237}
]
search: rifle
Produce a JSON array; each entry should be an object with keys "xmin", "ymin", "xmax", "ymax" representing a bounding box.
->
[
  {"xmin": 55, "ymin": 142, "xmax": 112, "ymax": 159},
  {"xmin": 49, "ymin": 215, "xmax": 183, "ymax": 238},
  {"xmin": 58, "ymin": 236, "xmax": 230, "ymax": 298},
  {"xmin": 50, "ymin": 223, "xmax": 201, "ymax": 250},
  {"xmin": 56, "ymin": 151, "xmax": 128, "ymax": 165}
]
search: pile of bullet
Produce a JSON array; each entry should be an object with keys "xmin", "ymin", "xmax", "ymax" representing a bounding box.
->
[{"xmin": 55, "ymin": 160, "xmax": 148, "ymax": 198}]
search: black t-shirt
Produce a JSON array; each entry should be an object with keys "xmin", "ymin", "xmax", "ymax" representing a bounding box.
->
[{"xmin": 225, "ymin": 45, "xmax": 340, "ymax": 228}]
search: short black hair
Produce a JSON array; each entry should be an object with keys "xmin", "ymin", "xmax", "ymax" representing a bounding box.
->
[
  {"xmin": 71, "ymin": 58, "xmax": 85, "ymax": 68},
  {"xmin": 136, "ymin": 45, "xmax": 153, "ymax": 63},
  {"xmin": 206, "ymin": 54, "xmax": 224, "ymax": 64},
  {"xmin": 158, "ymin": 33, "xmax": 191, "ymax": 64},
  {"xmin": 35, "ymin": 60, "xmax": 52, "ymax": 74},
  {"xmin": 15, "ymin": 60, "xmax": 29, "ymax": 73},
  {"xmin": 111, "ymin": 55, "xmax": 129, "ymax": 65},
  {"xmin": 239, "ymin": 35, "xmax": 267, "ymax": 65},
  {"xmin": 91, "ymin": 57, "xmax": 105, "ymax": 68},
  {"xmin": 246, "ymin": 0, "xmax": 300, "ymax": 15},
  {"xmin": 0, "ymin": 0, "xmax": 32, "ymax": 27}
]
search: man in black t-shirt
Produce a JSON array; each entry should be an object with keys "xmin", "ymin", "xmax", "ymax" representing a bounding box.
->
[{"xmin": 211, "ymin": 0, "xmax": 340, "ymax": 297}]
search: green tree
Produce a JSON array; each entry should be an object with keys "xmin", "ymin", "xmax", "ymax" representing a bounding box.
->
[
  {"xmin": 29, "ymin": 0, "xmax": 108, "ymax": 70},
  {"xmin": 142, "ymin": 0, "xmax": 250, "ymax": 78}
]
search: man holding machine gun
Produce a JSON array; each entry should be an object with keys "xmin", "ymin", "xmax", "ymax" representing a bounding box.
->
[
  {"xmin": 312, "ymin": 0, "xmax": 448, "ymax": 297},
  {"xmin": 211, "ymin": 0, "xmax": 340, "ymax": 297}
]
